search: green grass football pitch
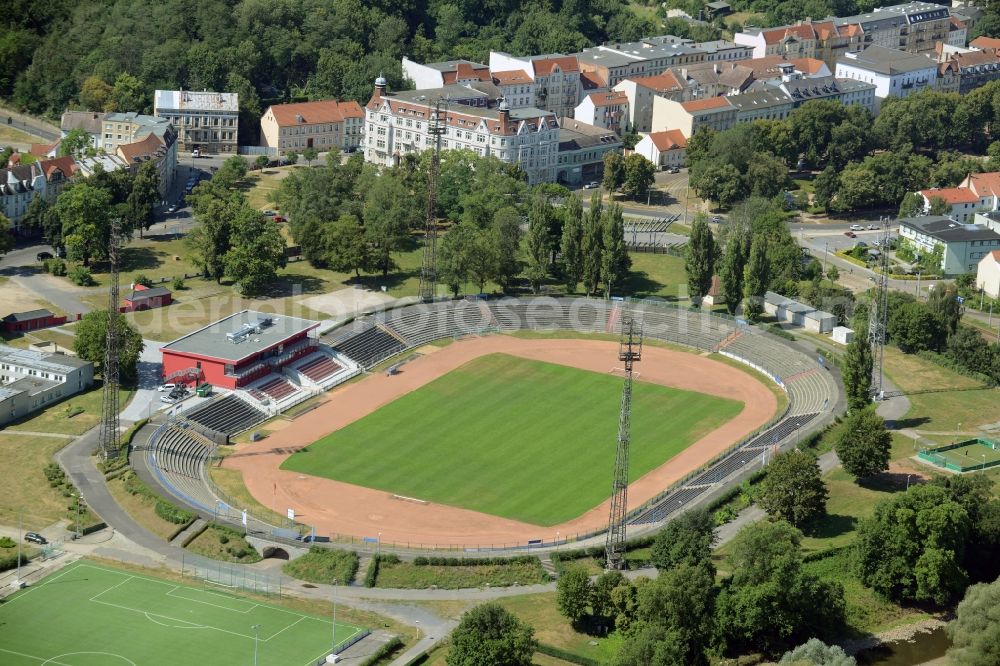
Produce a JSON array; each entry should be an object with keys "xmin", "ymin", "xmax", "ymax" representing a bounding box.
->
[
  {"xmin": 0, "ymin": 561, "xmax": 364, "ymax": 666},
  {"xmin": 934, "ymin": 441, "xmax": 1000, "ymax": 470},
  {"xmin": 282, "ymin": 353, "xmax": 744, "ymax": 525}
]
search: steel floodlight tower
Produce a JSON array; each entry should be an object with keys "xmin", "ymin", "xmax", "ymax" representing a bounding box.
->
[
  {"xmin": 98, "ymin": 219, "xmax": 122, "ymax": 460},
  {"xmin": 605, "ymin": 315, "xmax": 643, "ymax": 570},
  {"xmin": 418, "ymin": 97, "xmax": 448, "ymax": 302},
  {"xmin": 867, "ymin": 217, "xmax": 891, "ymax": 401}
]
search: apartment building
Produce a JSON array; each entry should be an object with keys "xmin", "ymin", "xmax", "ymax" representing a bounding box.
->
[
  {"xmin": 490, "ymin": 53, "xmax": 582, "ymax": 118},
  {"xmin": 0, "ymin": 344, "xmax": 94, "ymax": 426},
  {"xmin": 835, "ymin": 46, "xmax": 938, "ymax": 102},
  {"xmin": 154, "ymin": 89, "xmax": 239, "ymax": 154},
  {"xmin": 734, "ymin": 56, "xmax": 831, "ymax": 82},
  {"xmin": 898, "ymin": 215, "xmax": 1000, "ymax": 275},
  {"xmin": 727, "ymin": 88, "xmax": 795, "ymax": 123},
  {"xmin": 402, "ymin": 58, "xmax": 491, "ymax": 89},
  {"xmin": 260, "ymin": 99, "xmax": 364, "ymax": 154},
  {"xmin": 573, "ymin": 91, "xmax": 630, "ymax": 136},
  {"xmin": 762, "ymin": 70, "xmax": 876, "ymax": 114},
  {"xmin": 556, "ymin": 117, "xmax": 622, "ymax": 185},
  {"xmin": 574, "ymin": 37, "xmax": 706, "ymax": 88},
  {"xmin": 652, "ymin": 96, "xmax": 737, "ymax": 137},
  {"xmin": 613, "ymin": 71, "xmax": 687, "ymax": 133},
  {"xmin": 0, "ymin": 157, "xmax": 77, "ymax": 234},
  {"xmin": 918, "ymin": 186, "xmax": 981, "ymax": 223},
  {"xmin": 492, "ymin": 70, "xmax": 536, "ymax": 109},
  {"xmin": 673, "ymin": 62, "xmax": 756, "ymax": 98},
  {"xmin": 363, "ymin": 77, "xmax": 560, "ymax": 185},
  {"xmin": 633, "ymin": 129, "xmax": 687, "ymax": 170},
  {"xmin": 947, "ymin": 49, "xmax": 1000, "ymax": 95}
]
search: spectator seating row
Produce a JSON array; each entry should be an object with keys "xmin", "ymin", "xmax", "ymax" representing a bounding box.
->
[
  {"xmin": 296, "ymin": 354, "xmax": 343, "ymax": 383},
  {"xmin": 185, "ymin": 394, "xmax": 267, "ymax": 435}
]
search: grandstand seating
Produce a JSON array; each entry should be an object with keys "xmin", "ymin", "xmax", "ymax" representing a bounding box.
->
[
  {"xmin": 328, "ymin": 325, "xmax": 405, "ymax": 368},
  {"xmin": 145, "ymin": 424, "xmax": 219, "ymax": 513},
  {"xmin": 256, "ymin": 376, "xmax": 296, "ymax": 401},
  {"xmin": 296, "ymin": 354, "xmax": 343, "ymax": 383},
  {"xmin": 185, "ymin": 394, "xmax": 267, "ymax": 435}
]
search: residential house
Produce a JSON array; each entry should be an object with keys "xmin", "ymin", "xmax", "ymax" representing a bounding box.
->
[
  {"xmin": 761, "ymin": 69, "xmax": 876, "ymax": 114},
  {"xmin": 116, "ymin": 131, "xmax": 177, "ymax": 198},
  {"xmin": 835, "ymin": 46, "xmax": 938, "ymax": 103},
  {"xmin": 898, "ymin": 215, "xmax": 1000, "ymax": 275},
  {"xmin": 574, "ymin": 91, "xmax": 630, "ymax": 136},
  {"xmin": 492, "ymin": 70, "xmax": 536, "ymax": 109},
  {"xmin": 633, "ymin": 129, "xmax": 687, "ymax": 170},
  {"xmin": 572, "ymin": 37, "xmax": 706, "ymax": 88},
  {"xmin": 727, "ymin": 89, "xmax": 795, "ymax": 123},
  {"xmin": 402, "ymin": 58, "xmax": 491, "ymax": 89},
  {"xmin": 490, "ymin": 53, "xmax": 582, "ymax": 118},
  {"xmin": 154, "ymin": 89, "xmax": 239, "ymax": 154},
  {"xmin": 363, "ymin": 77, "xmax": 560, "ymax": 185},
  {"xmin": 976, "ymin": 250, "xmax": 1000, "ymax": 298},
  {"xmin": 260, "ymin": 99, "xmax": 364, "ymax": 154},
  {"xmin": 651, "ymin": 96, "xmax": 737, "ymax": 137},
  {"xmin": 673, "ymin": 62, "xmax": 756, "ymax": 98},
  {"xmin": 961, "ymin": 172, "xmax": 1000, "ymax": 212},
  {"xmin": 0, "ymin": 157, "xmax": 77, "ymax": 235},
  {"xmin": 556, "ymin": 117, "xmax": 622, "ymax": 185},
  {"xmin": 613, "ymin": 71, "xmax": 688, "ymax": 132},
  {"xmin": 948, "ymin": 16, "xmax": 969, "ymax": 48},
  {"xmin": 969, "ymin": 36, "xmax": 1000, "ymax": 52},
  {"xmin": 691, "ymin": 40, "xmax": 753, "ymax": 62},
  {"xmin": 918, "ymin": 187, "xmax": 981, "ymax": 223},
  {"xmin": 946, "ymin": 49, "xmax": 1000, "ymax": 95},
  {"xmin": 734, "ymin": 56, "xmax": 831, "ymax": 82}
]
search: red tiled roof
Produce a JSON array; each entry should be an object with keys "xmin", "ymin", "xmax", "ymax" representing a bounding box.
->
[
  {"xmin": 762, "ymin": 24, "xmax": 817, "ymax": 45},
  {"xmin": 443, "ymin": 63, "xmax": 491, "ymax": 84},
  {"xmin": 29, "ymin": 142, "xmax": 56, "ymax": 158},
  {"xmin": 733, "ymin": 55, "xmax": 827, "ymax": 79},
  {"xmin": 118, "ymin": 133, "xmax": 163, "ymax": 163},
  {"xmin": 629, "ymin": 70, "xmax": 685, "ymax": 93},
  {"xmin": 580, "ymin": 71, "xmax": 607, "ymax": 89},
  {"xmin": 919, "ymin": 187, "xmax": 979, "ymax": 205},
  {"xmin": 267, "ymin": 99, "xmax": 363, "ymax": 127},
  {"xmin": 39, "ymin": 156, "xmax": 78, "ymax": 180},
  {"xmin": 951, "ymin": 16, "xmax": 966, "ymax": 30},
  {"xmin": 588, "ymin": 91, "xmax": 627, "ymax": 107},
  {"xmin": 987, "ymin": 250, "xmax": 1000, "ymax": 263},
  {"xmin": 971, "ymin": 36, "xmax": 1000, "ymax": 51},
  {"xmin": 680, "ymin": 96, "xmax": 732, "ymax": 112},
  {"xmin": 533, "ymin": 56, "xmax": 579, "ymax": 75},
  {"xmin": 493, "ymin": 70, "xmax": 532, "ymax": 85},
  {"xmin": 967, "ymin": 172, "xmax": 1000, "ymax": 198},
  {"xmin": 648, "ymin": 129, "xmax": 687, "ymax": 151},
  {"xmin": 952, "ymin": 50, "xmax": 1000, "ymax": 69}
]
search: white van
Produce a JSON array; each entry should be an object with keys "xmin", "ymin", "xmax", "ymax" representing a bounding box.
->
[{"xmin": 192, "ymin": 148, "xmax": 200, "ymax": 158}]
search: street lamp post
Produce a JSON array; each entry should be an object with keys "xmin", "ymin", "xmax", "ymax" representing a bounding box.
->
[
  {"xmin": 377, "ymin": 532, "xmax": 381, "ymax": 557},
  {"xmin": 331, "ymin": 578, "xmax": 338, "ymax": 655},
  {"xmin": 906, "ymin": 474, "xmax": 912, "ymax": 490},
  {"xmin": 251, "ymin": 624, "xmax": 261, "ymax": 666},
  {"xmin": 16, "ymin": 508, "xmax": 22, "ymax": 586},
  {"xmin": 823, "ymin": 242, "xmax": 828, "ymax": 273}
]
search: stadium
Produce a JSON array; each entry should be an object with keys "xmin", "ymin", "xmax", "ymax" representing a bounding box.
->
[{"xmin": 137, "ymin": 297, "xmax": 841, "ymax": 551}]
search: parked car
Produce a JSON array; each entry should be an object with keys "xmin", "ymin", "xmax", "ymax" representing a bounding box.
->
[
  {"xmin": 24, "ymin": 532, "xmax": 47, "ymax": 545},
  {"xmin": 850, "ymin": 224, "xmax": 864, "ymax": 231},
  {"xmin": 262, "ymin": 210, "xmax": 277, "ymax": 217},
  {"xmin": 583, "ymin": 181, "xmax": 599, "ymax": 189},
  {"xmin": 867, "ymin": 224, "xmax": 878, "ymax": 230},
  {"xmin": 166, "ymin": 203, "xmax": 177, "ymax": 213},
  {"xmin": 192, "ymin": 148, "xmax": 200, "ymax": 158},
  {"xmin": 36, "ymin": 251, "xmax": 53, "ymax": 262},
  {"xmin": 666, "ymin": 166, "xmax": 680, "ymax": 174},
  {"xmin": 158, "ymin": 383, "xmax": 176, "ymax": 392},
  {"xmin": 711, "ymin": 216, "xmax": 724, "ymax": 223},
  {"xmin": 845, "ymin": 231, "xmax": 856, "ymax": 238},
  {"xmin": 273, "ymin": 215, "xmax": 287, "ymax": 223},
  {"xmin": 160, "ymin": 394, "xmax": 177, "ymax": 404}
]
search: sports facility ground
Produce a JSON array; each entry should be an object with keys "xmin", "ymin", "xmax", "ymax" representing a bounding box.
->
[
  {"xmin": 281, "ymin": 353, "xmax": 742, "ymax": 525},
  {"xmin": 224, "ymin": 336, "xmax": 777, "ymax": 547},
  {"xmin": 920, "ymin": 438, "xmax": 1000, "ymax": 472},
  {"xmin": 0, "ymin": 561, "xmax": 362, "ymax": 666}
]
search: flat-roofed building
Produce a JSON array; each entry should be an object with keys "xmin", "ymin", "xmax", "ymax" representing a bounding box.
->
[
  {"xmin": 556, "ymin": 117, "xmax": 622, "ymax": 185},
  {"xmin": 899, "ymin": 215, "xmax": 1000, "ymax": 275},
  {"xmin": 0, "ymin": 344, "xmax": 93, "ymax": 426},
  {"xmin": 402, "ymin": 58, "xmax": 491, "ymax": 89},
  {"xmin": 835, "ymin": 46, "xmax": 938, "ymax": 101}
]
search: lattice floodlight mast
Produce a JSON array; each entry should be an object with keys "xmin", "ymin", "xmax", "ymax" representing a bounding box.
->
[
  {"xmin": 98, "ymin": 219, "xmax": 122, "ymax": 460},
  {"xmin": 605, "ymin": 316, "xmax": 643, "ymax": 570},
  {"xmin": 867, "ymin": 216, "xmax": 891, "ymax": 401},
  {"xmin": 419, "ymin": 98, "xmax": 448, "ymax": 302}
]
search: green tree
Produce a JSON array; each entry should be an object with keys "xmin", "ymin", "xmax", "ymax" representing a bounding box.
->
[
  {"xmin": 758, "ymin": 449, "xmax": 828, "ymax": 526},
  {"xmin": 254, "ymin": 155, "xmax": 269, "ymax": 171},
  {"xmin": 0, "ymin": 213, "xmax": 13, "ymax": 255},
  {"xmin": 302, "ymin": 146, "xmax": 318, "ymax": 165},
  {"xmin": 73, "ymin": 311, "xmax": 144, "ymax": 381},
  {"xmin": 22, "ymin": 193, "xmax": 51, "ymax": 235},
  {"xmin": 186, "ymin": 195, "xmax": 237, "ymax": 282},
  {"xmin": 79, "ymin": 75, "xmax": 112, "ymax": 111},
  {"xmin": 780, "ymin": 638, "xmax": 856, "ymax": 665},
  {"xmin": 685, "ymin": 215, "xmax": 715, "ymax": 305},
  {"xmin": 524, "ymin": 194, "xmax": 552, "ymax": 293},
  {"xmin": 582, "ymin": 191, "xmax": 604, "ymax": 296},
  {"xmin": 126, "ymin": 161, "xmax": 161, "ymax": 238},
  {"xmin": 561, "ymin": 195, "xmax": 585, "ymax": 292},
  {"xmin": 600, "ymin": 203, "xmax": 630, "ymax": 298},
  {"xmin": 437, "ymin": 221, "xmax": 475, "ymax": 297},
  {"xmin": 898, "ymin": 191, "xmax": 924, "ymax": 218},
  {"xmin": 492, "ymin": 207, "xmax": 522, "ymax": 292},
  {"xmin": 556, "ymin": 565, "xmax": 592, "ymax": 625},
  {"xmin": 691, "ymin": 161, "xmax": 744, "ymax": 208},
  {"xmin": 748, "ymin": 151, "xmax": 788, "ymax": 198},
  {"xmin": 58, "ymin": 128, "xmax": 92, "ymax": 158},
  {"xmin": 855, "ymin": 484, "xmax": 970, "ymax": 605},
  {"xmin": 52, "ymin": 183, "xmax": 113, "ymax": 265},
  {"xmin": 447, "ymin": 602, "xmax": 536, "ymax": 666},
  {"xmin": 927, "ymin": 283, "xmax": 962, "ymax": 337},
  {"xmin": 835, "ymin": 406, "xmax": 891, "ymax": 480},
  {"xmin": 947, "ymin": 578, "xmax": 1000, "ymax": 666},
  {"xmin": 719, "ymin": 224, "xmax": 747, "ymax": 315},
  {"xmin": 650, "ymin": 508, "xmax": 715, "ymax": 573},
  {"xmin": 636, "ymin": 562, "xmax": 717, "ymax": 665},
  {"xmin": 224, "ymin": 209, "xmax": 287, "ymax": 296},
  {"xmin": 324, "ymin": 213, "xmax": 369, "ymax": 277},
  {"xmin": 742, "ymin": 233, "xmax": 769, "ymax": 322},
  {"xmin": 888, "ymin": 300, "xmax": 945, "ymax": 353},
  {"xmin": 716, "ymin": 520, "xmax": 845, "ymax": 656},
  {"xmin": 842, "ymin": 330, "xmax": 874, "ymax": 411},
  {"xmin": 363, "ymin": 173, "xmax": 420, "ymax": 275},
  {"xmin": 108, "ymin": 72, "xmax": 147, "ymax": 113},
  {"xmin": 622, "ymin": 153, "xmax": 655, "ymax": 200},
  {"xmin": 602, "ymin": 151, "xmax": 625, "ymax": 193},
  {"xmin": 285, "ymin": 150, "xmax": 299, "ymax": 165},
  {"xmin": 928, "ymin": 195, "xmax": 951, "ymax": 216},
  {"xmin": 591, "ymin": 570, "xmax": 625, "ymax": 625},
  {"xmin": 612, "ymin": 621, "xmax": 686, "ymax": 666},
  {"xmin": 813, "ymin": 165, "xmax": 840, "ymax": 213}
]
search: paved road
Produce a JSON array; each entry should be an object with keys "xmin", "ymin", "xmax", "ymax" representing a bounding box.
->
[{"xmin": 0, "ymin": 105, "xmax": 60, "ymax": 142}]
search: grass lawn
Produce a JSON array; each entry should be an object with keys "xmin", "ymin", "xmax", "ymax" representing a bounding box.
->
[
  {"xmin": 374, "ymin": 558, "xmax": 548, "ymax": 589},
  {"xmin": 283, "ymin": 548, "xmax": 359, "ymax": 585},
  {"xmin": 0, "ymin": 434, "xmax": 77, "ymax": 530},
  {"xmin": 620, "ymin": 252, "xmax": 688, "ymax": 300},
  {"xmin": 207, "ymin": 464, "xmax": 295, "ymax": 528},
  {"xmin": 185, "ymin": 524, "xmax": 262, "ymax": 563},
  {"xmin": 4, "ymin": 384, "xmax": 134, "ymax": 436},
  {"xmin": 926, "ymin": 440, "xmax": 1000, "ymax": 471},
  {"xmin": 0, "ymin": 125, "xmax": 41, "ymax": 144},
  {"xmin": 282, "ymin": 353, "xmax": 742, "ymax": 525},
  {"xmin": 105, "ymin": 473, "xmax": 190, "ymax": 541},
  {"xmin": 0, "ymin": 560, "xmax": 366, "ymax": 666},
  {"xmin": 496, "ymin": 592, "xmax": 625, "ymax": 663},
  {"xmin": 799, "ymin": 468, "xmax": 901, "ymax": 554}
]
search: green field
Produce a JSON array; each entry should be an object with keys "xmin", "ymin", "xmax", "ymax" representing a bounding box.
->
[
  {"xmin": 0, "ymin": 561, "xmax": 364, "ymax": 666},
  {"xmin": 282, "ymin": 353, "xmax": 743, "ymax": 525},
  {"xmin": 926, "ymin": 440, "xmax": 1000, "ymax": 471}
]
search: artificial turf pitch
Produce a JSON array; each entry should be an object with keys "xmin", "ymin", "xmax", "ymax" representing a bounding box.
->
[
  {"xmin": 0, "ymin": 561, "xmax": 363, "ymax": 666},
  {"xmin": 934, "ymin": 441, "xmax": 1000, "ymax": 470},
  {"xmin": 282, "ymin": 353, "xmax": 743, "ymax": 525}
]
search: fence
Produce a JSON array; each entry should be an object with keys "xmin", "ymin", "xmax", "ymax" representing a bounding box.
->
[
  {"xmin": 182, "ymin": 558, "xmax": 283, "ymax": 597},
  {"xmin": 238, "ymin": 145, "xmax": 278, "ymax": 157},
  {"xmin": 918, "ymin": 438, "xmax": 1000, "ymax": 472}
]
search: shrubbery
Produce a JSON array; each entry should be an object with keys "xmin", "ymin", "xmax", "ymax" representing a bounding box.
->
[
  {"xmin": 68, "ymin": 265, "xmax": 94, "ymax": 286},
  {"xmin": 364, "ymin": 553, "xmax": 400, "ymax": 587},
  {"xmin": 412, "ymin": 555, "xmax": 538, "ymax": 567},
  {"xmin": 0, "ymin": 536, "xmax": 16, "ymax": 548},
  {"xmin": 154, "ymin": 499, "xmax": 194, "ymax": 524},
  {"xmin": 44, "ymin": 258, "xmax": 67, "ymax": 275}
]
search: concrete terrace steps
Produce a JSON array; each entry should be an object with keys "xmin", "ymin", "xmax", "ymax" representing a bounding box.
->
[
  {"xmin": 185, "ymin": 394, "xmax": 268, "ymax": 435},
  {"xmin": 170, "ymin": 517, "xmax": 207, "ymax": 547}
]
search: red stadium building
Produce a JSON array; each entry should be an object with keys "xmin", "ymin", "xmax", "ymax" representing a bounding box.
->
[{"xmin": 160, "ymin": 310, "xmax": 320, "ymax": 388}]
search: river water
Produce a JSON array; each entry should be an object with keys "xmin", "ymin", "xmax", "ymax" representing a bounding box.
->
[{"xmin": 856, "ymin": 625, "xmax": 951, "ymax": 665}]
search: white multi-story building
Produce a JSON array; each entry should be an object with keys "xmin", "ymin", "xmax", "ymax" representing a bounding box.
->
[
  {"xmin": 899, "ymin": 215, "xmax": 1000, "ymax": 275},
  {"xmin": 0, "ymin": 157, "xmax": 77, "ymax": 234},
  {"xmin": 573, "ymin": 91, "xmax": 630, "ymax": 136},
  {"xmin": 490, "ymin": 53, "xmax": 582, "ymax": 118},
  {"xmin": 0, "ymin": 344, "xmax": 94, "ymax": 426},
  {"xmin": 761, "ymin": 68, "xmax": 876, "ymax": 115},
  {"xmin": 836, "ymin": 46, "xmax": 938, "ymax": 103},
  {"xmin": 613, "ymin": 71, "xmax": 688, "ymax": 133},
  {"xmin": 727, "ymin": 88, "xmax": 795, "ymax": 123},
  {"xmin": 363, "ymin": 77, "xmax": 560, "ymax": 185},
  {"xmin": 651, "ymin": 96, "xmax": 737, "ymax": 137},
  {"xmin": 492, "ymin": 70, "xmax": 536, "ymax": 109},
  {"xmin": 154, "ymin": 89, "xmax": 239, "ymax": 154},
  {"xmin": 260, "ymin": 100, "xmax": 364, "ymax": 154},
  {"xmin": 633, "ymin": 129, "xmax": 687, "ymax": 170},
  {"xmin": 574, "ymin": 36, "xmax": 707, "ymax": 88}
]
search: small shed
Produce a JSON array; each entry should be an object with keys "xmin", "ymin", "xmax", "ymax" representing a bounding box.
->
[
  {"xmin": 702, "ymin": 275, "xmax": 726, "ymax": 306},
  {"xmin": 784, "ymin": 301, "xmax": 813, "ymax": 327},
  {"xmin": 832, "ymin": 326, "xmax": 854, "ymax": 345},
  {"xmin": 2, "ymin": 309, "xmax": 66, "ymax": 333},
  {"xmin": 763, "ymin": 291, "xmax": 791, "ymax": 318},
  {"xmin": 123, "ymin": 285, "xmax": 173, "ymax": 312},
  {"xmin": 804, "ymin": 309, "xmax": 837, "ymax": 333}
]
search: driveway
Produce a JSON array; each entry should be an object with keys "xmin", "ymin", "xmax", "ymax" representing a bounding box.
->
[{"xmin": 119, "ymin": 338, "xmax": 167, "ymax": 421}]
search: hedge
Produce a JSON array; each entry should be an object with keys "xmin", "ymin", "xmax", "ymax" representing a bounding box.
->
[
  {"xmin": 364, "ymin": 553, "xmax": 400, "ymax": 587},
  {"xmin": 535, "ymin": 643, "xmax": 600, "ymax": 666},
  {"xmin": 359, "ymin": 636, "xmax": 404, "ymax": 666},
  {"xmin": 916, "ymin": 350, "xmax": 996, "ymax": 387},
  {"xmin": 551, "ymin": 535, "xmax": 656, "ymax": 563},
  {"xmin": 155, "ymin": 499, "xmax": 195, "ymax": 525},
  {"xmin": 412, "ymin": 555, "xmax": 539, "ymax": 567},
  {"xmin": 0, "ymin": 552, "xmax": 29, "ymax": 572}
]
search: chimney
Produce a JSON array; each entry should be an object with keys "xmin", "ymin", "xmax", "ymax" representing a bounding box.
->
[{"xmin": 498, "ymin": 97, "xmax": 510, "ymax": 134}]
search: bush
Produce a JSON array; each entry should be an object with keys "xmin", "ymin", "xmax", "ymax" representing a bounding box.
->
[
  {"xmin": 359, "ymin": 636, "xmax": 404, "ymax": 666},
  {"xmin": 133, "ymin": 274, "xmax": 153, "ymax": 287},
  {"xmin": 767, "ymin": 323, "xmax": 796, "ymax": 340},
  {"xmin": 171, "ymin": 276, "xmax": 186, "ymax": 290},
  {"xmin": 535, "ymin": 643, "xmax": 600, "ymax": 666},
  {"xmin": 364, "ymin": 553, "xmax": 400, "ymax": 587},
  {"xmin": 0, "ymin": 536, "xmax": 16, "ymax": 548},
  {"xmin": 154, "ymin": 499, "xmax": 194, "ymax": 525},
  {"xmin": 0, "ymin": 552, "xmax": 29, "ymax": 572},
  {"xmin": 413, "ymin": 555, "xmax": 540, "ymax": 567},
  {"xmin": 283, "ymin": 547, "xmax": 360, "ymax": 585},
  {"xmin": 68, "ymin": 266, "xmax": 94, "ymax": 286},
  {"xmin": 45, "ymin": 258, "xmax": 67, "ymax": 275}
]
